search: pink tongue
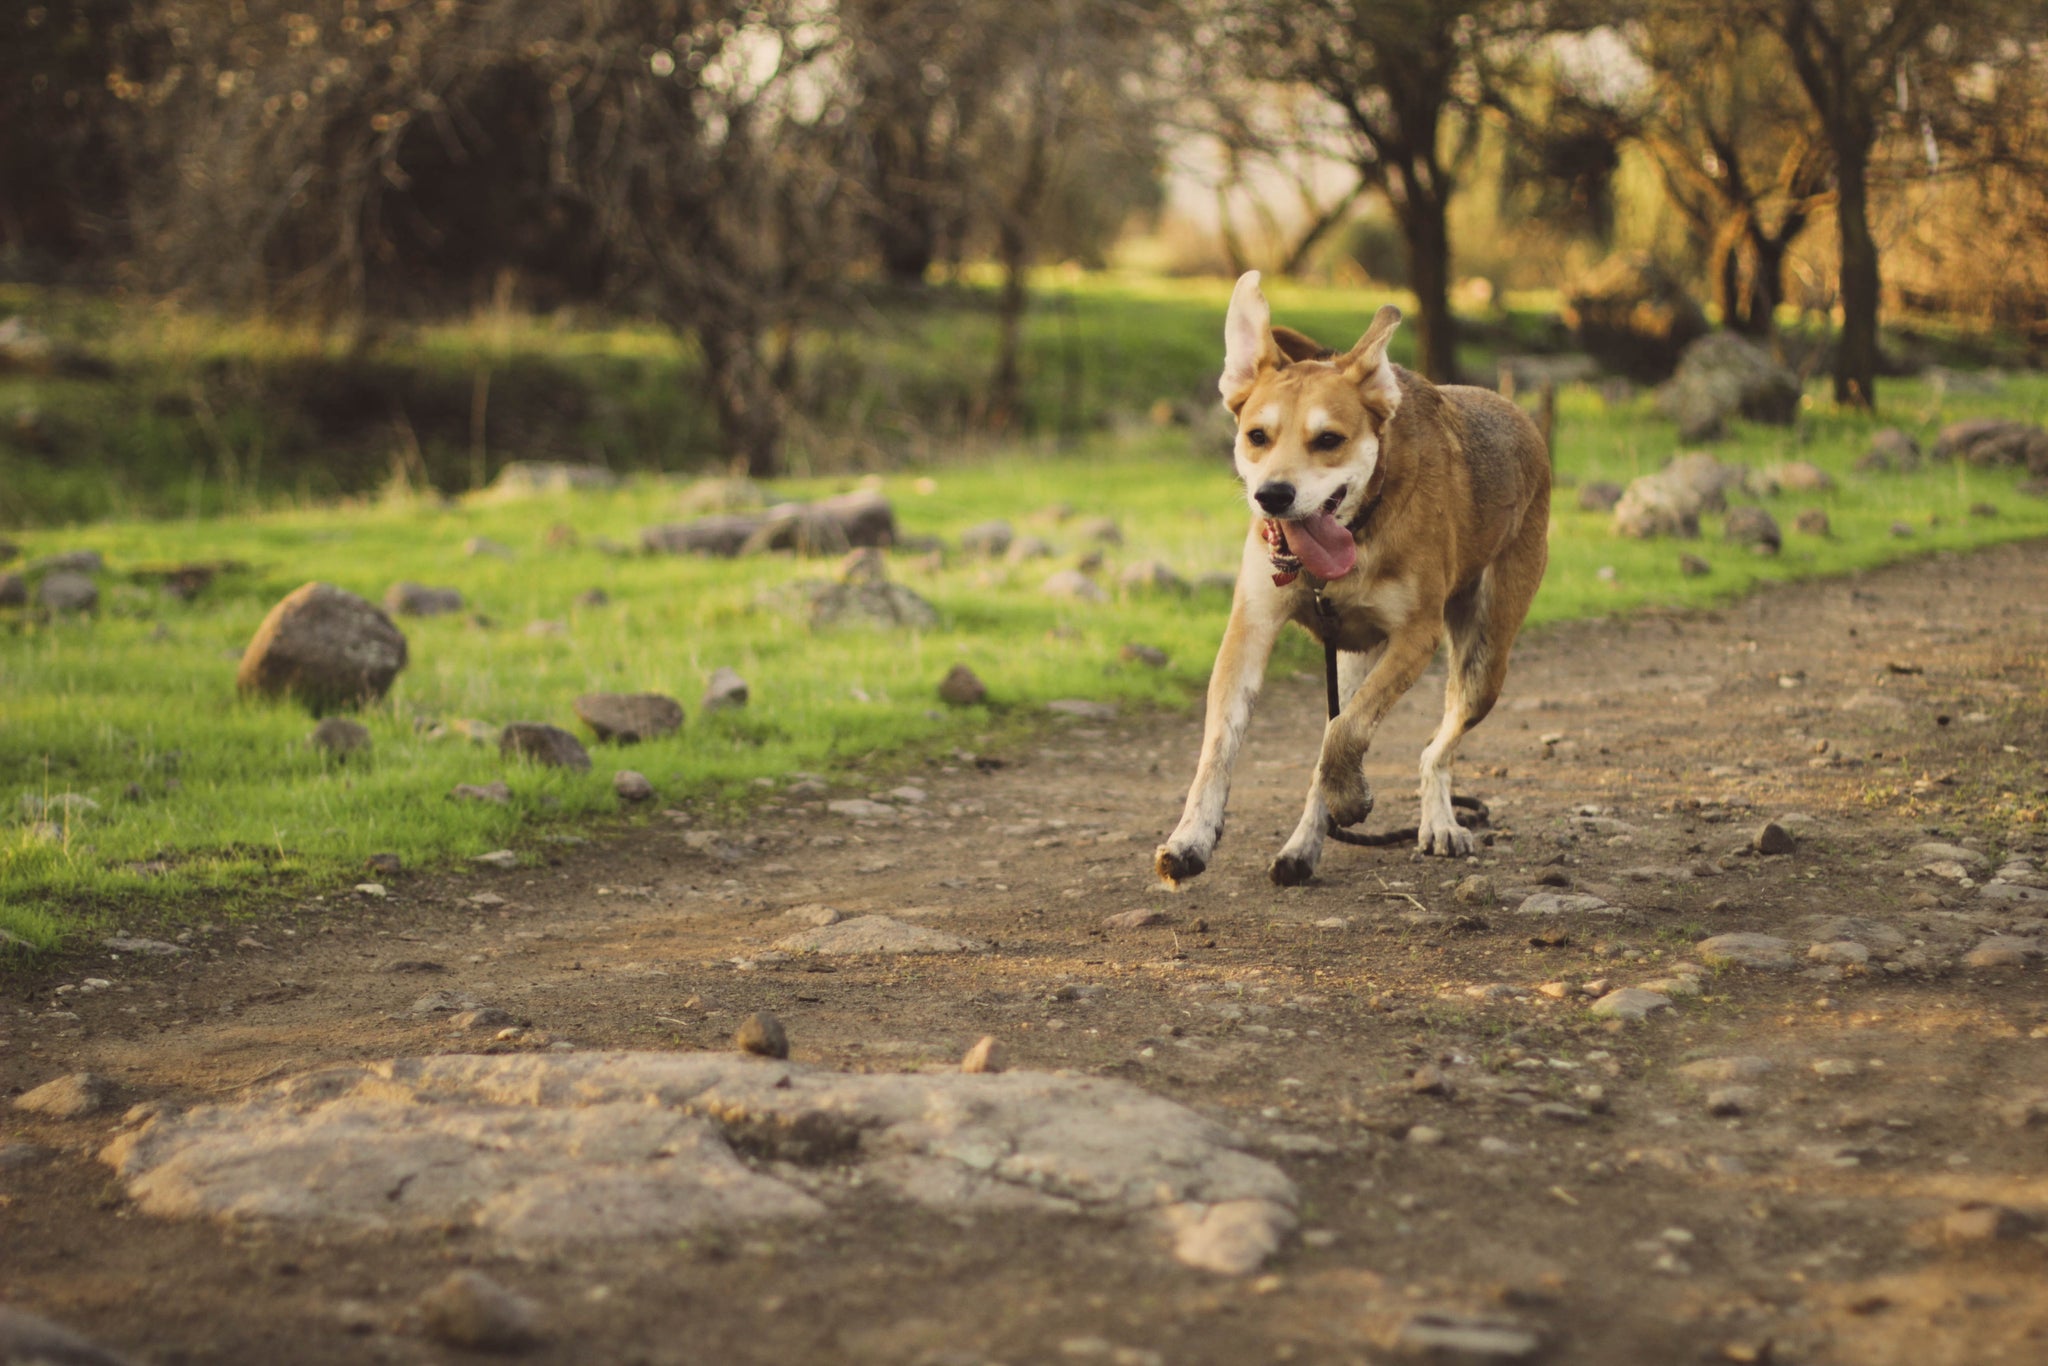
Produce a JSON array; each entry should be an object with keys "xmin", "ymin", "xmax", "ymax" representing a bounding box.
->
[{"xmin": 1281, "ymin": 512, "xmax": 1357, "ymax": 580}]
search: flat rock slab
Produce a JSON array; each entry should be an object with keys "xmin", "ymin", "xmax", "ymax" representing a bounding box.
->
[
  {"xmin": 100, "ymin": 1052, "xmax": 1295, "ymax": 1274},
  {"xmin": 1697, "ymin": 933, "xmax": 1797, "ymax": 970},
  {"xmin": 771, "ymin": 915, "xmax": 986, "ymax": 955},
  {"xmin": 1514, "ymin": 892, "xmax": 1616, "ymax": 917}
]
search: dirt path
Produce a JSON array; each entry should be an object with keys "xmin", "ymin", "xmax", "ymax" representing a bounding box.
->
[{"xmin": 5, "ymin": 542, "xmax": 2048, "ymax": 1366}]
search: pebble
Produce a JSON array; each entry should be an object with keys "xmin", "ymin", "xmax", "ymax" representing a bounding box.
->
[
  {"xmin": 101, "ymin": 936, "xmax": 185, "ymax": 956},
  {"xmin": 1409, "ymin": 1065, "xmax": 1451, "ymax": 1096},
  {"xmin": 1406, "ymin": 1125, "xmax": 1445, "ymax": 1147},
  {"xmin": 1453, "ymin": 875, "xmax": 1496, "ymax": 906},
  {"xmin": 472, "ymin": 849, "xmax": 519, "ymax": 869},
  {"xmin": 1706, "ymin": 1086, "xmax": 1757, "ymax": 1117},
  {"xmin": 417, "ymin": 1270, "xmax": 539, "ymax": 1352},
  {"xmin": 452, "ymin": 781, "xmax": 513, "ymax": 804},
  {"xmin": 701, "ymin": 667, "xmax": 749, "ymax": 712},
  {"xmin": 736, "ymin": 1011, "xmax": 790, "ymax": 1059},
  {"xmin": 1696, "ymin": 933, "xmax": 1797, "ymax": 971},
  {"xmin": 938, "ymin": 664, "xmax": 988, "ymax": 706},
  {"xmin": 961, "ymin": 1036, "xmax": 1007, "ymax": 1074},
  {"xmin": 1810, "ymin": 1059, "xmax": 1859, "ymax": 1078},
  {"xmin": 1589, "ymin": 988, "xmax": 1671, "ymax": 1021},
  {"xmin": 613, "ymin": 770, "xmax": 655, "ymax": 802},
  {"xmin": 1103, "ymin": 908, "xmax": 1170, "ymax": 929},
  {"xmin": 354, "ymin": 883, "xmax": 388, "ymax": 898},
  {"xmin": 14, "ymin": 1072, "xmax": 117, "ymax": 1118},
  {"xmin": 1752, "ymin": 820, "xmax": 1795, "ymax": 855},
  {"xmin": 363, "ymin": 852, "xmax": 402, "ymax": 875}
]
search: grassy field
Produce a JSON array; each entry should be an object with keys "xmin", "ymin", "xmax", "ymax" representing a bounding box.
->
[{"xmin": 3, "ymin": 276, "xmax": 2046, "ymax": 953}]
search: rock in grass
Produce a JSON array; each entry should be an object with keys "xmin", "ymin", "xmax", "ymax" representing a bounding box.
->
[
  {"xmin": 1042, "ymin": 569, "xmax": 1106, "ymax": 603},
  {"xmin": 384, "ymin": 582, "xmax": 464, "ymax": 617},
  {"xmin": 1077, "ymin": 515, "xmax": 1123, "ymax": 545},
  {"xmin": 452, "ymin": 781, "xmax": 513, "ymax": 804},
  {"xmin": 462, "ymin": 536, "xmax": 514, "ymax": 560},
  {"xmin": 31, "ymin": 549, "xmax": 104, "ymax": 574},
  {"xmin": 1794, "ymin": 508, "xmax": 1831, "ymax": 537},
  {"xmin": 835, "ymin": 547, "xmax": 886, "ymax": 586},
  {"xmin": 1752, "ymin": 820, "xmax": 1795, "ymax": 855},
  {"xmin": 1121, "ymin": 643, "xmax": 1168, "ymax": 668},
  {"xmin": 1679, "ymin": 554, "xmax": 1711, "ymax": 577},
  {"xmin": 0, "ymin": 1305, "xmax": 141, "ymax": 1366},
  {"xmin": 14, "ymin": 1072, "xmax": 117, "ymax": 1118},
  {"xmin": 417, "ymin": 1271, "xmax": 540, "ymax": 1352},
  {"xmin": 613, "ymin": 770, "xmax": 655, "ymax": 802},
  {"xmin": 500, "ymin": 723, "xmax": 593, "ymax": 770},
  {"xmin": 310, "ymin": 717, "xmax": 371, "ymax": 758},
  {"xmin": 1118, "ymin": 559, "xmax": 1186, "ymax": 592},
  {"xmin": 960, "ymin": 520, "xmax": 1015, "ymax": 558},
  {"xmin": 237, "ymin": 583, "xmax": 408, "ymax": 714},
  {"xmin": 472, "ymin": 849, "xmax": 519, "ymax": 869},
  {"xmin": 1724, "ymin": 506, "xmax": 1781, "ymax": 554},
  {"xmin": 736, "ymin": 1011, "xmax": 789, "ymax": 1059},
  {"xmin": 701, "ymin": 668, "xmax": 748, "ymax": 713},
  {"xmin": 938, "ymin": 665, "xmax": 987, "ymax": 706},
  {"xmin": 1577, "ymin": 481, "xmax": 1624, "ymax": 512},
  {"xmin": 1697, "ymin": 932, "xmax": 1797, "ymax": 971},
  {"xmin": 364, "ymin": 852, "xmax": 402, "ymax": 876},
  {"xmin": 1588, "ymin": 988, "xmax": 1671, "ymax": 1020},
  {"xmin": 0, "ymin": 572, "xmax": 27, "ymax": 607},
  {"xmin": 1757, "ymin": 460, "xmax": 1834, "ymax": 494},
  {"xmin": 961, "ymin": 1036, "xmax": 1007, "ymax": 1074},
  {"xmin": 1857, "ymin": 427, "xmax": 1922, "ymax": 472},
  {"xmin": 37, "ymin": 570, "xmax": 98, "ymax": 613}
]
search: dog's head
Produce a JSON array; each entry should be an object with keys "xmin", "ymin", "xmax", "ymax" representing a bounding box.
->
[{"xmin": 1218, "ymin": 271, "xmax": 1402, "ymax": 580}]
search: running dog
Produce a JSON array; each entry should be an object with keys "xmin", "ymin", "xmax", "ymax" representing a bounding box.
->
[{"xmin": 1156, "ymin": 271, "xmax": 1550, "ymax": 887}]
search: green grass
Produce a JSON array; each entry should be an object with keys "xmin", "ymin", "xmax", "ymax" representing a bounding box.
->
[{"xmin": 3, "ymin": 276, "xmax": 2046, "ymax": 954}]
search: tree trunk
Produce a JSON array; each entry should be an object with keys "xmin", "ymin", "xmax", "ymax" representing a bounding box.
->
[
  {"xmin": 1394, "ymin": 182, "xmax": 1456, "ymax": 383},
  {"xmin": 1712, "ymin": 220, "xmax": 1744, "ymax": 331},
  {"xmin": 1832, "ymin": 149, "xmax": 1881, "ymax": 408},
  {"xmin": 985, "ymin": 218, "xmax": 1029, "ymax": 433},
  {"xmin": 1743, "ymin": 227, "xmax": 1794, "ymax": 337},
  {"xmin": 698, "ymin": 324, "xmax": 783, "ymax": 478}
]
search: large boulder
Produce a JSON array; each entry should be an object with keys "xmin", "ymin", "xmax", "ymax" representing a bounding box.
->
[
  {"xmin": 1932, "ymin": 419, "xmax": 2048, "ymax": 474},
  {"xmin": 1656, "ymin": 332, "xmax": 1801, "ymax": 441},
  {"xmin": 742, "ymin": 490, "xmax": 899, "ymax": 557},
  {"xmin": 236, "ymin": 583, "xmax": 408, "ymax": 714},
  {"xmin": 1563, "ymin": 254, "xmax": 1710, "ymax": 382},
  {"xmin": 1611, "ymin": 452, "xmax": 1749, "ymax": 540}
]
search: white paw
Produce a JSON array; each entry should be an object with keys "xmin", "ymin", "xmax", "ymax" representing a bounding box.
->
[{"xmin": 1418, "ymin": 817, "xmax": 1473, "ymax": 858}]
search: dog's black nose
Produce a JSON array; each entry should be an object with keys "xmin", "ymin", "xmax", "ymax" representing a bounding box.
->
[{"xmin": 1254, "ymin": 482, "xmax": 1295, "ymax": 515}]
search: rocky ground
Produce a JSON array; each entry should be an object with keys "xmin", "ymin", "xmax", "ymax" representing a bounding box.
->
[{"xmin": 4, "ymin": 542, "xmax": 2048, "ymax": 1366}]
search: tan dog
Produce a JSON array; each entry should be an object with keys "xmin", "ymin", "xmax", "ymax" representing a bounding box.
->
[{"xmin": 1156, "ymin": 272, "xmax": 1550, "ymax": 887}]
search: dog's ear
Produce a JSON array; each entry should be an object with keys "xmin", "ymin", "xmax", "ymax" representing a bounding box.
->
[
  {"xmin": 1339, "ymin": 304, "xmax": 1404, "ymax": 422},
  {"xmin": 1219, "ymin": 271, "xmax": 1280, "ymax": 412},
  {"xmin": 1270, "ymin": 326, "xmax": 1332, "ymax": 363}
]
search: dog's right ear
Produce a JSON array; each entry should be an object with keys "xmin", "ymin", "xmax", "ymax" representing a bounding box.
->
[{"xmin": 1219, "ymin": 271, "xmax": 1279, "ymax": 413}]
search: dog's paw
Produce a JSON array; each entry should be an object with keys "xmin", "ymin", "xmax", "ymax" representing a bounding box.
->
[
  {"xmin": 1268, "ymin": 852, "xmax": 1317, "ymax": 886},
  {"xmin": 1154, "ymin": 843, "xmax": 1208, "ymax": 888},
  {"xmin": 1417, "ymin": 817, "xmax": 1474, "ymax": 858},
  {"xmin": 1318, "ymin": 767, "xmax": 1375, "ymax": 830}
]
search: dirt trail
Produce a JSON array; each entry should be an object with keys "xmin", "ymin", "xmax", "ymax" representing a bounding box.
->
[{"xmin": 5, "ymin": 542, "xmax": 2048, "ymax": 1366}]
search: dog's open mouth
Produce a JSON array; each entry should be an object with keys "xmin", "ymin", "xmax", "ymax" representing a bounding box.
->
[{"xmin": 1264, "ymin": 485, "xmax": 1356, "ymax": 581}]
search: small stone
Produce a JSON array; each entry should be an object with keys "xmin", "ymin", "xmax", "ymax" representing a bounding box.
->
[
  {"xmin": 1104, "ymin": 908, "xmax": 1170, "ymax": 930},
  {"xmin": 959, "ymin": 520, "xmax": 1014, "ymax": 558},
  {"xmin": 37, "ymin": 569, "xmax": 99, "ymax": 614},
  {"xmin": 309, "ymin": 716, "xmax": 371, "ymax": 758},
  {"xmin": 1679, "ymin": 554, "xmax": 1711, "ymax": 577},
  {"xmin": 736, "ymin": 1010, "xmax": 789, "ymax": 1059},
  {"xmin": 1578, "ymin": 481, "xmax": 1624, "ymax": 512},
  {"xmin": 1810, "ymin": 1059, "xmax": 1858, "ymax": 1078},
  {"xmin": 827, "ymin": 798, "xmax": 896, "ymax": 819},
  {"xmin": 1808, "ymin": 941, "xmax": 1869, "ymax": 966},
  {"xmin": 355, "ymin": 882, "xmax": 388, "ymax": 899},
  {"xmin": 384, "ymin": 582, "xmax": 464, "ymax": 616},
  {"xmin": 612, "ymin": 770, "xmax": 655, "ymax": 802},
  {"xmin": 417, "ymin": 1270, "xmax": 539, "ymax": 1352},
  {"xmin": 1697, "ymin": 933, "xmax": 1798, "ymax": 971},
  {"xmin": 14, "ymin": 1072, "xmax": 117, "ymax": 1118},
  {"xmin": 473, "ymin": 849, "xmax": 519, "ymax": 869},
  {"xmin": 781, "ymin": 905, "xmax": 843, "ymax": 927},
  {"xmin": 1395, "ymin": 1314, "xmax": 1540, "ymax": 1361},
  {"xmin": 1118, "ymin": 559, "xmax": 1185, "ymax": 592},
  {"xmin": 1077, "ymin": 516, "xmax": 1123, "ymax": 545},
  {"xmin": 101, "ymin": 936, "xmax": 186, "ymax": 956},
  {"xmin": 1042, "ymin": 569, "xmax": 1106, "ymax": 603},
  {"xmin": 1589, "ymin": 988, "xmax": 1671, "ymax": 1020},
  {"xmin": 572, "ymin": 694, "xmax": 682, "ymax": 745},
  {"xmin": 1515, "ymin": 892, "xmax": 1614, "ymax": 917},
  {"xmin": 1453, "ymin": 874, "xmax": 1496, "ymax": 906},
  {"xmin": 1406, "ymin": 1124, "xmax": 1445, "ymax": 1147},
  {"xmin": 1121, "ymin": 643, "xmax": 1169, "ymax": 668},
  {"xmin": 701, "ymin": 668, "xmax": 748, "ymax": 712},
  {"xmin": 576, "ymin": 587, "xmax": 609, "ymax": 607},
  {"xmin": 1890, "ymin": 521, "xmax": 1914, "ymax": 538},
  {"xmin": 938, "ymin": 665, "xmax": 988, "ymax": 706},
  {"xmin": 1942, "ymin": 1203, "xmax": 2041, "ymax": 1244},
  {"xmin": 501, "ymin": 722, "xmax": 593, "ymax": 770},
  {"xmin": 450, "ymin": 1008, "xmax": 517, "ymax": 1032},
  {"xmin": 1532, "ymin": 1102, "xmax": 1590, "ymax": 1124},
  {"xmin": 1005, "ymin": 535, "xmax": 1056, "ymax": 564},
  {"xmin": 1912, "ymin": 841, "xmax": 1989, "ymax": 870},
  {"xmin": 452, "ymin": 781, "xmax": 513, "ymax": 804},
  {"xmin": 961, "ymin": 1036, "xmax": 1006, "ymax": 1074},
  {"xmin": 1047, "ymin": 698, "xmax": 1117, "ymax": 720},
  {"xmin": 1963, "ymin": 936, "xmax": 2041, "ymax": 969},
  {"xmin": 1679, "ymin": 1056, "xmax": 1775, "ymax": 1083},
  {"xmin": 1706, "ymin": 1086, "xmax": 1757, "ymax": 1117},
  {"xmin": 360, "ymin": 853, "xmax": 401, "ymax": 877},
  {"xmin": 1794, "ymin": 508, "xmax": 1831, "ymax": 537},
  {"xmin": 1410, "ymin": 1065, "xmax": 1451, "ymax": 1096},
  {"xmin": 463, "ymin": 537, "xmax": 515, "ymax": 560},
  {"xmin": 1723, "ymin": 506, "xmax": 1781, "ymax": 553},
  {"xmin": 1167, "ymin": 1198, "xmax": 1294, "ymax": 1275},
  {"xmin": 1752, "ymin": 821, "xmax": 1795, "ymax": 855}
]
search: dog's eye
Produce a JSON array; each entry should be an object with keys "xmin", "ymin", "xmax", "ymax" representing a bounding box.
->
[
  {"xmin": 1313, "ymin": 431, "xmax": 1346, "ymax": 451},
  {"xmin": 1243, "ymin": 428, "xmax": 1269, "ymax": 448}
]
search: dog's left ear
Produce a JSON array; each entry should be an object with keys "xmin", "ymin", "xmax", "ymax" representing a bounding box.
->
[
  {"xmin": 1339, "ymin": 304, "xmax": 1404, "ymax": 422},
  {"xmin": 1219, "ymin": 271, "xmax": 1280, "ymax": 413}
]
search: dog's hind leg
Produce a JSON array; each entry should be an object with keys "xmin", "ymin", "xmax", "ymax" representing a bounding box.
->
[{"xmin": 1418, "ymin": 517, "xmax": 1548, "ymax": 857}]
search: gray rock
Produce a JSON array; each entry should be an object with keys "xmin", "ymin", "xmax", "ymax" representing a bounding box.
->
[
  {"xmin": 961, "ymin": 1036, "xmax": 1006, "ymax": 1074},
  {"xmin": 101, "ymin": 1052, "xmax": 1295, "ymax": 1246},
  {"xmin": 938, "ymin": 664, "xmax": 988, "ymax": 706},
  {"xmin": 613, "ymin": 770, "xmax": 654, "ymax": 802},
  {"xmin": 309, "ymin": 716, "xmax": 371, "ymax": 758},
  {"xmin": 1514, "ymin": 892, "xmax": 1614, "ymax": 917},
  {"xmin": 1912, "ymin": 842, "xmax": 1988, "ymax": 871},
  {"xmin": 1807, "ymin": 941, "xmax": 1869, "ymax": 966},
  {"xmin": 1118, "ymin": 559, "xmax": 1185, "ymax": 592},
  {"xmin": 1794, "ymin": 508, "xmax": 1831, "ymax": 537},
  {"xmin": 1042, "ymin": 569, "xmax": 1106, "ymax": 603},
  {"xmin": 1003, "ymin": 535, "xmax": 1056, "ymax": 564},
  {"xmin": 0, "ymin": 1305, "xmax": 141, "ymax": 1366},
  {"xmin": 1394, "ymin": 1313, "xmax": 1541, "ymax": 1361},
  {"xmin": 959, "ymin": 520, "xmax": 1014, "ymax": 558},
  {"xmin": 826, "ymin": 798, "xmax": 896, "ymax": 819},
  {"xmin": 735, "ymin": 1011, "xmax": 790, "ymax": 1059},
  {"xmin": 462, "ymin": 536, "xmax": 514, "ymax": 560},
  {"xmin": 417, "ymin": 1270, "xmax": 540, "ymax": 1351},
  {"xmin": 1979, "ymin": 881, "xmax": 2048, "ymax": 904},
  {"xmin": 1679, "ymin": 1056, "xmax": 1775, "ymax": 1083},
  {"xmin": 1724, "ymin": 506, "xmax": 1781, "ymax": 554},
  {"xmin": 701, "ymin": 668, "xmax": 748, "ymax": 713},
  {"xmin": 642, "ymin": 515, "xmax": 764, "ymax": 558},
  {"xmin": 500, "ymin": 723, "xmax": 592, "ymax": 771},
  {"xmin": 1047, "ymin": 698, "xmax": 1117, "ymax": 720},
  {"xmin": 1612, "ymin": 473, "xmax": 1702, "ymax": 540},
  {"xmin": 236, "ymin": 583, "xmax": 408, "ymax": 713},
  {"xmin": 102, "ymin": 936, "xmax": 186, "ymax": 956},
  {"xmin": 384, "ymin": 581, "xmax": 464, "ymax": 616},
  {"xmin": 0, "ymin": 572, "xmax": 23, "ymax": 607},
  {"xmin": 452, "ymin": 781, "xmax": 513, "ymax": 804},
  {"xmin": 1657, "ymin": 331, "xmax": 1801, "ymax": 440},
  {"xmin": 1799, "ymin": 916, "xmax": 1906, "ymax": 955},
  {"xmin": 14, "ymin": 1072, "xmax": 116, "ymax": 1118},
  {"xmin": 1756, "ymin": 460, "xmax": 1834, "ymax": 494},
  {"xmin": 472, "ymin": 849, "xmax": 519, "ymax": 869},
  {"xmin": 1577, "ymin": 481, "xmax": 1624, "ymax": 512},
  {"xmin": 1679, "ymin": 554, "xmax": 1711, "ymax": 577},
  {"xmin": 1121, "ymin": 643, "xmax": 1169, "ymax": 668},
  {"xmin": 1104, "ymin": 908, "xmax": 1170, "ymax": 929},
  {"xmin": 1857, "ymin": 427, "xmax": 1922, "ymax": 473},
  {"xmin": 1752, "ymin": 820, "xmax": 1795, "ymax": 855},
  {"xmin": 483, "ymin": 461, "xmax": 618, "ymax": 500},
  {"xmin": 574, "ymin": 693, "xmax": 683, "ymax": 744},
  {"xmin": 1963, "ymin": 936, "xmax": 2041, "ymax": 969},
  {"xmin": 37, "ymin": 570, "xmax": 98, "ymax": 613},
  {"xmin": 772, "ymin": 916, "xmax": 985, "ymax": 956},
  {"xmin": 1588, "ymin": 988, "xmax": 1671, "ymax": 1020},
  {"xmin": 1453, "ymin": 875, "xmax": 1496, "ymax": 906},
  {"xmin": 741, "ymin": 491, "xmax": 898, "ymax": 556},
  {"xmin": 30, "ymin": 549, "xmax": 104, "ymax": 574},
  {"xmin": 1697, "ymin": 933, "xmax": 1797, "ymax": 971},
  {"xmin": 1932, "ymin": 418, "xmax": 2048, "ymax": 473},
  {"xmin": 804, "ymin": 580, "xmax": 939, "ymax": 630}
]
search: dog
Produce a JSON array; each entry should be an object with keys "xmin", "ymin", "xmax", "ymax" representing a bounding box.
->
[{"xmin": 1155, "ymin": 271, "xmax": 1550, "ymax": 888}]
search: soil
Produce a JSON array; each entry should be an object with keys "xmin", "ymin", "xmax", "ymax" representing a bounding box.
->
[{"xmin": 6, "ymin": 541, "xmax": 2048, "ymax": 1366}]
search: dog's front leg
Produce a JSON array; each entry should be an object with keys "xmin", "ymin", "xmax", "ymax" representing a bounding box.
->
[
  {"xmin": 1270, "ymin": 620, "xmax": 1440, "ymax": 885},
  {"xmin": 1156, "ymin": 576, "xmax": 1284, "ymax": 888}
]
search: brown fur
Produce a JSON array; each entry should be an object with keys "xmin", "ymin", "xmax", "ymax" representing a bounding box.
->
[{"xmin": 1156, "ymin": 272, "xmax": 1551, "ymax": 887}]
